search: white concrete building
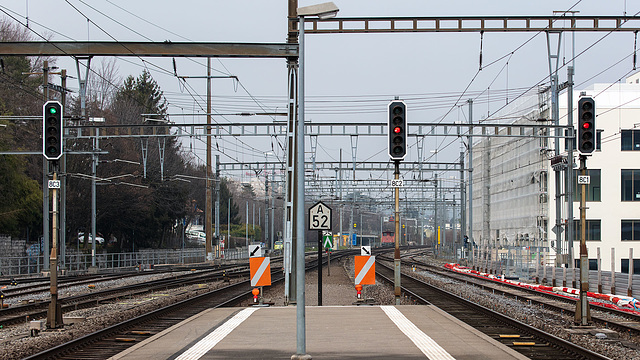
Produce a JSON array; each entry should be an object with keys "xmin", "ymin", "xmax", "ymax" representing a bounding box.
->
[{"xmin": 471, "ymin": 74, "xmax": 640, "ymax": 273}]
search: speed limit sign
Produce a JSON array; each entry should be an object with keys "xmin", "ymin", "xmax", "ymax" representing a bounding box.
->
[{"xmin": 308, "ymin": 201, "xmax": 332, "ymax": 230}]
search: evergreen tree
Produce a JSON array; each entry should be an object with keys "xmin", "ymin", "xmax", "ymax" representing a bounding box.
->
[{"xmin": 0, "ymin": 17, "xmax": 52, "ymax": 241}]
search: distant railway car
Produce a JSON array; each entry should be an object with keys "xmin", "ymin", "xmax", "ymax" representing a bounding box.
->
[{"xmin": 381, "ymin": 231, "xmax": 394, "ymax": 246}]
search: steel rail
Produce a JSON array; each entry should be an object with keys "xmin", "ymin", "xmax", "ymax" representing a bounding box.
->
[{"xmin": 377, "ymin": 261, "xmax": 612, "ymax": 360}]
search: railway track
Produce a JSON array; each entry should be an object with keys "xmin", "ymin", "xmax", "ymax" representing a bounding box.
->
[
  {"xmin": 400, "ymin": 255, "xmax": 640, "ymax": 336},
  {"xmin": 1, "ymin": 268, "xmax": 200, "ymax": 300},
  {"xmin": 20, "ymin": 252, "xmax": 353, "ymax": 359},
  {"xmin": 0, "ymin": 264, "xmax": 252, "ymax": 328},
  {"xmin": 376, "ymin": 261, "xmax": 612, "ymax": 360},
  {"xmin": 24, "ymin": 278, "xmax": 253, "ymax": 360},
  {"xmin": 0, "ymin": 261, "xmax": 222, "ymax": 289}
]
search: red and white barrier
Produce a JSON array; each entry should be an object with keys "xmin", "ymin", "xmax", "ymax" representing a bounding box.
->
[{"xmin": 444, "ymin": 263, "xmax": 640, "ymax": 315}]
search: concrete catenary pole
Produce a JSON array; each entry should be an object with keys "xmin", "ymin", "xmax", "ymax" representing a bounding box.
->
[{"xmin": 205, "ymin": 58, "xmax": 213, "ymax": 259}]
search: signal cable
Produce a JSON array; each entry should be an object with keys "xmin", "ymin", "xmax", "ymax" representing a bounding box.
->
[{"xmin": 62, "ymin": 1, "xmax": 280, "ymax": 166}]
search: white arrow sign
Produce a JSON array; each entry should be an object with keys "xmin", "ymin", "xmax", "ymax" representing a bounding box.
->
[
  {"xmin": 322, "ymin": 231, "xmax": 333, "ymax": 248},
  {"xmin": 249, "ymin": 244, "xmax": 262, "ymax": 258}
]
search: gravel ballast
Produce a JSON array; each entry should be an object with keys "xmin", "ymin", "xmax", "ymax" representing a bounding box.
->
[{"xmin": 1, "ymin": 254, "xmax": 638, "ymax": 359}]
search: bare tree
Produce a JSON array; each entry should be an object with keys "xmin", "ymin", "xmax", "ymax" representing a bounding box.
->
[{"xmin": 86, "ymin": 58, "xmax": 121, "ymax": 111}]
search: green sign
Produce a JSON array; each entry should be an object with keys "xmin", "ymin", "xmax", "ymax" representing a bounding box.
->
[{"xmin": 323, "ymin": 233, "xmax": 333, "ymax": 248}]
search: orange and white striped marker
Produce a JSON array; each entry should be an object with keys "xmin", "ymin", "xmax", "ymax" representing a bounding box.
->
[
  {"xmin": 250, "ymin": 257, "xmax": 271, "ymax": 286},
  {"xmin": 354, "ymin": 255, "xmax": 375, "ymax": 285}
]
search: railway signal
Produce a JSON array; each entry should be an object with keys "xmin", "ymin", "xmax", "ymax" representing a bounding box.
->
[
  {"xmin": 42, "ymin": 101, "xmax": 64, "ymax": 160},
  {"xmin": 577, "ymin": 97, "xmax": 595, "ymax": 154},
  {"xmin": 388, "ymin": 100, "xmax": 406, "ymax": 304},
  {"xmin": 388, "ymin": 101, "xmax": 407, "ymax": 161}
]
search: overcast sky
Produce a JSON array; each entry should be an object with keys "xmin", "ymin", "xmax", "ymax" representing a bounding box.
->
[{"xmin": 1, "ymin": 1, "xmax": 639, "ymax": 192}]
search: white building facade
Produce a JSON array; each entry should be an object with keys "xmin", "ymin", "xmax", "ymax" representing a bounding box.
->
[{"xmin": 471, "ymin": 74, "xmax": 640, "ymax": 273}]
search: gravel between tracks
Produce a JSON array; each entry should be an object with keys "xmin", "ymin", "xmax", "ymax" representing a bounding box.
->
[
  {"xmin": 0, "ymin": 272, "xmax": 230, "ymax": 360},
  {"xmin": 1, "ymin": 254, "xmax": 639, "ymax": 359},
  {"xmin": 260, "ymin": 256, "xmax": 410, "ymax": 306},
  {"xmin": 0, "ymin": 257, "xmax": 402, "ymax": 359},
  {"xmin": 413, "ymin": 255, "xmax": 640, "ymax": 360}
]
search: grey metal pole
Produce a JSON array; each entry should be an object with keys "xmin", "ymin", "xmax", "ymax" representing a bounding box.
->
[
  {"xmin": 420, "ymin": 212, "xmax": 424, "ymax": 246},
  {"xmin": 434, "ymin": 174, "xmax": 438, "ymax": 253},
  {"xmin": 91, "ymin": 128, "xmax": 98, "ymax": 267},
  {"xmin": 215, "ymin": 155, "xmax": 220, "ymax": 255},
  {"xmin": 296, "ymin": 14, "xmax": 307, "ymax": 356},
  {"xmin": 265, "ymin": 170, "xmax": 269, "ymax": 247},
  {"xmin": 181, "ymin": 219, "xmax": 185, "ymax": 264},
  {"xmin": 60, "ymin": 69, "xmax": 67, "ymax": 269},
  {"xmin": 271, "ymin": 164, "xmax": 276, "ymax": 249},
  {"xmin": 339, "ymin": 149, "xmax": 343, "ymax": 248},
  {"xmin": 360, "ymin": 213, "xmax": 363, "ymax": 246},
  {"xmin": 611, "ymin": 248, "xmax": 616, "ymax": 294},
  {"xmin": 567, "ymin": 66, "xmax": 575, "ymax": 268},
  {"xmin": 628, "ymin": 248, "xmax": 634, "ymax": 297},
  {"xmin": 339, "ymin": 206, "xmax": 343, "ymax": 249},
  {"xmin": 453, "ymin": 194, "xmax": 458, "ymax": 263},
  {"xmin": 246, "ymin": 201, "xmax": 249, "ymax": 247},
  {"xmin": 206, "ymin": 58, "xmax": 213, "ymax": 259},
  {"xmin": 553, "ymin": 71, "xmax": 563, "ymax": 264},
  {"xmin": 460, "ymin": 151, "xmax": 466, "ymax": 259},
  {"xmin": 284, "ymin": 0, "xmax": 299, "ymax": 305},
  {"xmin": 568, "ymin": 22, "xmax": 576, "ymax": 268},
  {"xmin": 467, "ymin": 99, "xmax": 474, "ymax": 264},
  {"xmin": 43, "ymin": 61, "xmax": 50, "ymax": 271},
  {"xmin": 547, "ymin": 32, "xmax": 564, "ymax": 265}
]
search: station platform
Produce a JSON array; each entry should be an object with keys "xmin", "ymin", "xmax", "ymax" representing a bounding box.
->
[{"xmin": 110, "ymin": 305, "xmax": 528, "ymax": 360}]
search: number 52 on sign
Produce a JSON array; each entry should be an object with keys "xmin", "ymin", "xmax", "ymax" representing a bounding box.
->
[{"xmin": 308, "ymin": 201, "xmax": 332, "ymax": 231}]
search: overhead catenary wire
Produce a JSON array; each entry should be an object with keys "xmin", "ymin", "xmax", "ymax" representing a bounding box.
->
[
  {"xmin": 417, "ymin": 1, "xmax": 585, "ymax": 169},
  {"xmin": 486, "ymin": 7, "xmax": 640, "ymax": 124},
  {"xmin": 91, "ymin": 0, "xmax": 286, "ymax": 162},
  {"xmin": 18, "ymin": 1, "xmax": 284, "ymax": 169},
  {"xmin": 6, "ymin": 1, "xmax": 574, "ymax": 172},
  {"xmin": 0, "ymin": 5, "xmax": 280, "ymax": 181},
  {"xmin": 6, "ymin": 1, "xmax": 640, "ymax": 187}
]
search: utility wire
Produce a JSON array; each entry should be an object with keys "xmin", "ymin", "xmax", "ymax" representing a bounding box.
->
[{"xmin": 61, "ymin": 1, "xmax": 283, "ymax": 166}]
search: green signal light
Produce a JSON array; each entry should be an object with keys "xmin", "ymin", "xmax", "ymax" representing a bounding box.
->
[{"xmin": 48, "ymin": 107, "xmax": 58, "ymax": 114}]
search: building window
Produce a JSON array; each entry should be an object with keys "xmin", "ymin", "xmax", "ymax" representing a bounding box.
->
[
  {"xmin": 574, "ymin": 259, "xmax": 599, "ymax": 270},
  {"xmin": 621, "ymin": 220, "xmax": 640, "ymax": 241},
  {"xmin": 621, "ymin": 169, "xmax": 640, "ymax": 201},
  {"xmin": 573, "ymin": 219, "xmax": 601, "ymax": 241},
  {"xmin": 540, "ymin": 171, "xmax": 547, "ymax": 192},
  {"xmin": 621, "ymin": 130, "xmax": 640, "ymax": 151},
  {"xmin": 621, "ymin": 259, "xmax": 640, "ymax": 274},
  {"xmin": 573, "ymin": 169, "xmax": 601, "ymax": 202}
]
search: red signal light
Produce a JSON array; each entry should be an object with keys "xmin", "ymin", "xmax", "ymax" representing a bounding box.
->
[
  {"xmin": 388, "ymin": 100, "xmax": 407, "ymax": 160},
  {"xmin": 578, "ymin": 97, "xmax": 595, "ymax": 153}
]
